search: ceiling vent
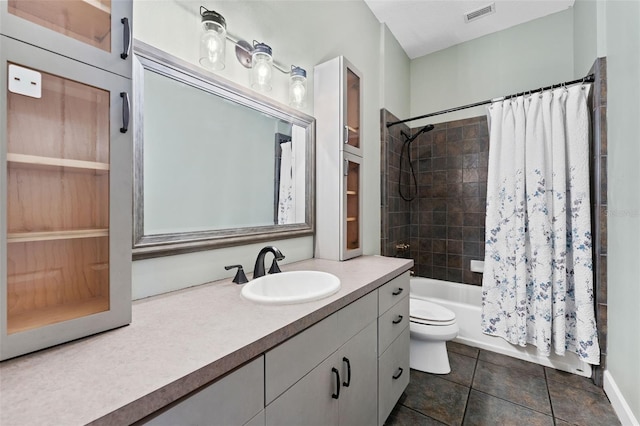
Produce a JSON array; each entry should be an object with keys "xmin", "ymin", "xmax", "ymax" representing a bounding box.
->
[{"xmin": 464, "ymin": 3, "xmax": 496, "ymax": 23}]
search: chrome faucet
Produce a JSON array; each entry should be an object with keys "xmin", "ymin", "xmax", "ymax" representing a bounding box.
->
[{"xmin": 253, "ymin": 246, "xmax": 285, "ymax": 279}]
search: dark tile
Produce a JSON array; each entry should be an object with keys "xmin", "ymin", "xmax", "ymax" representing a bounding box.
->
[
  {"xmin": 463, "ymin": 227, "xmax": 484, "ymax": 242},
  {"xmin": 600, "ymin": 106, "xmax": 607, "ymax": 153},
  {"xmin": 442, "ymin": 352, "xmax": 477, "ymax": 387},
  {"xmin": 447, "ymin": 169, "xmax": 463, "ymax": 183},
  {"xmin": 462, "ymin": 124, "xmax": 479, "ymax": 140},
  {"xmin": 598, "ymin": 254, "xmax": 608, "ymax": 304},
  {"xmin": 448, "ymin": 254, "xmax": 463, "ymax": 269},
  {"xmin": 463, "ymin": 139, "xmax": 481, "ymax": 154},
  {"xmin": 447, "ymin": 127, "xmax": 463, "ymax": 143},
  {"xmin": 433, "ymin": 239, "xmax": 447, "ymax": 253},
  {"xmin": 433, "ymin": 157, "xmax": 448, "ymax": 171},
  {"xmin": 544, "ymin": 368, "xmax": 605, "ymax": 396},
  {"xmin": 447, "ymin": 240, "xmax": 463, "ymax": 254},
  {"xmin": 462, "ymin": 183, "xmax": 479, "ymax": 198},
  {"xmin": 384, "ymin": 404, "xmax": 445, "ymax": 426},
  {"xmin": 447, "ymin": 156, "xmax": 463, "ymax": 169},
  {"xmin": 478, "ymin": 351, "xmax": 545, "ymax": 378},
  {"xmin": 463, "ymin": 268, "xmax": 483, "ymax": 286},
  {"xmin": 464, "ymin": 213, "xmax": 485, "ymax": 227},
  {"xmin": 463, "ymin": 390, "xmax": 554, "ymax": 426},
  {"xmin": 432, "ymin": 184, "xmax": 448, "ymax": 198},
  {"xmin": 463, "ymin": 153, "xmax": 479, "ymax": 169},
  {"xmin": 403, "ymin": 370, "xmax": 469, "ymax": 425},
  {"xmin": 447, "ymin": 341, "xmax": 480, "ymax": 358},
  {"xmin": 447, "ymin": 268, "xmax": 463, "ymax": 283},
  {"xmin": 448, "ymin": 226, "xmax": 463, "ymax": 240},
  {"xmin": 448, "ymin": 184, "xmax": 463, "ymax": 197},
  {"xmin": 600, "ymin": 205, "xmax": 607, "ymax": 254},
  {"xmin": 433, "ymin": 171, "xmax": 448, "ymax": 185},
  {"xmin": 548, "ymin": 378, "xmax": 620, "ymax": 425},
  {"xmin": 433, "ymin": 226, "xmax": 447, "ymax": 239},
  {"xmin": 448, "ymin": 212, "xmax": 464, "ymax": 227},
  {"xmin": 433, "ymin": 267, "xmax": 448, "ymax": 280},
  {"xmin": 433, "ymin": 211, "xmax": 447, "ymax": 225},
  {"xmin": 448, "ymin": 140, "xmax": 465, "ymax": 156},
  {"xmin": 472, "ymin": 361, "xmax": 551, "ymax": 415},
  {"xmin": 462, "ymin": 169, "xmax": 479, "ymax": 183},
  {"xmin": 463, "ymin": 242, "xmax": 482, "ymax": 257},
  {"xmin": 433, "ymin": 253, "xmax": 447, "ymax": 267},
  {"xmin": 463, "ymin": 197, "xmax": 484, "ymax": 213},
  {"xmin": 597, "ymin": 303, "xmax": 608, "ymax": 353}
]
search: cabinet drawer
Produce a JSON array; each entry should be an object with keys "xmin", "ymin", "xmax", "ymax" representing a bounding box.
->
[
  {"xmin": 337, "ymin": 290, "xmax": 377, "ymax": 346},
  {"xmin": 140, "ymin": 356, "xmax": 264, "ymax": 426},
  {"xmin": 378, "ymin": 327, "xmax": 410, "ymax": 426},
  {"xmin": 378, "ymin": 293, "xmax": 409, "ymax": 354},
  {"xmin": 265, "ymin": 313, "xmax": 339, "ymax": 404},
  {"xmin": 378, "ymin": 272, "xmax": 410, "ymax": 315}
]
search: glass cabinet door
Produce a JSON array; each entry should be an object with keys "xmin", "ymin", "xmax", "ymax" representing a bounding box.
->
[
  {"xmin": 1, "ymin": 36, "xmax": 131, "ymax": 360},
  {"xmin": 343, "ymin": 153, "xmax": 362, "ymax": 259},
  {"xmin": 344, "ymin": 65, "xmax": 361, "ymax": 155},
  {"xmin": 0, "ymin": 0, "xmax": 132, "ymax": 78}
]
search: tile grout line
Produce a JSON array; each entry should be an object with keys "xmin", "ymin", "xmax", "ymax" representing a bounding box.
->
[
  {"xmin": 544, "ymin": 366, "xmax": 560, "ymax": 425},
  {"xmin": 460, "ymin": 350, "xmax": 480, "ymax": 424}
]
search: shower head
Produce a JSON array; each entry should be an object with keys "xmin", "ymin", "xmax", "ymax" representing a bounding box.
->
[{"xmin": 401, "ymin": 124, "xmax": 435, "ymax": 143}]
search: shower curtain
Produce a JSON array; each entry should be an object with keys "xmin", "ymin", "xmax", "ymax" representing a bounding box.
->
[
  {"xmin": 481, "ymin": 84, "xmax": 600, "ymax": 364},
  {"xmin": 277, "ymin": 141, "xmax": 295, "ymax": 224}
]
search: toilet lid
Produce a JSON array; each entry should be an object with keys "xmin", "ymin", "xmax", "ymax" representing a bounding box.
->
[{"xmin": 410, "ymin": 298, "xmax": 456, "ymax": 324}]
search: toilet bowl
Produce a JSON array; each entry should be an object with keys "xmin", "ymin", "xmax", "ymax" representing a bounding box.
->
[{"xmin": 409, "ymin": 298, "xmax": 459, "ymax": 374}]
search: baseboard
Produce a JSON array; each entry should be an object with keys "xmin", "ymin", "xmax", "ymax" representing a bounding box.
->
[{"xmin": 604, "ymin": 370, "xmax": 640, "ymax": 426}]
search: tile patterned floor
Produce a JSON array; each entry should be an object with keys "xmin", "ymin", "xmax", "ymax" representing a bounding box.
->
[{"xmin": 385, "ymin": 342, "xmax": 620, "ymax": 426}]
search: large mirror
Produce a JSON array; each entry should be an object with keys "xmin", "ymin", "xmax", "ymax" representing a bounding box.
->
[{"xmin": 133, "ymin": 41, "xmax": 315, "ymax": 258}]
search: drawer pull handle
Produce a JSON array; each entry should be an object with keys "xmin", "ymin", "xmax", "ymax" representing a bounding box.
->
[
  {"xmin": 342, "ymin": 357, "xmax": 351, "ymax": 387},
  {"xmin": 121, "ymin": 17, "xmax": 131, "ymax": 59},
  {"xmin": 393, "ymin": 367, "xmax": 404, "ymax": 380},
  {"xmin": 392, "ymin": 288, "xmax": 404, "ymax": 296},
  {"xmin": 392, "ymin": 315, "xmax": 404, "ymax": 324},
  {"xmin": 331, "ymin": 367, "xmax": 341, "ymax": 399},
  {"xmin": 120, "ymin": 92, "xmax": 130, "ymax": 133}
]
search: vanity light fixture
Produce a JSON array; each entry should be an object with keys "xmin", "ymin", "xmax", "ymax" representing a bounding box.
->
[
  {"xmin": 199, "ymin": 7, "xmax": 227, "ymax": 71},
  {"xmin": 198, "ymin": 6, "xmax": 307, "ymax": 105},
  {"xmin": 289, "ymin": 66, "xmax": 307, "ymax": 108},
  {"xmin": 251, "ymin": 41, "xmax": 273, "ymax": 92}
]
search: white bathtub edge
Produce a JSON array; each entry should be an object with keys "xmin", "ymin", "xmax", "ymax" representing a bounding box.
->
[{"xmin": 604, "ymin": 370, "xmax": 640, "ymax": 426}]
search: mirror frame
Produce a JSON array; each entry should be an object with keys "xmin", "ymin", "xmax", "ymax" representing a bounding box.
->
[{"xmin": 132, "ymin": 40, "xmax": 315, "ymax": 259}]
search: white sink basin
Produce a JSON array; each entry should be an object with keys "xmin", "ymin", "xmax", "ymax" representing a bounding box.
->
[{"xmin": 241, "ymin": 271, "xmax": 341, "ymax": 304}]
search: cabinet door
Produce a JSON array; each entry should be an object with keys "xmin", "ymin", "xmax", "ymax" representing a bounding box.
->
[
  {"xmin": 341, "ymin": 58, "xmax": 362, "ymax": 157},
  {"xmin": 378, "ymin": 327, "xmax": 410, "ymax": 426},
  {"xmin": 0, "ymin": 0, "xmax": 132, "ymax": 78},
  {"xmin": 0, "ymin": 36, "xmax": 132, "ymax": 360},
  {"xmin": 341, "ymin": 151, "xmax": 362, "ymax": 260},
  {"xmin": 140, "ymin": 357, "xmax": 264, "ymax": 426},
  {"xmin": 266, "ymin": 351, "xmax": 340, "ymax": 426},
  {"xmin": 338, "ymin": 321, "xmax": 378, "ymax": 426}
]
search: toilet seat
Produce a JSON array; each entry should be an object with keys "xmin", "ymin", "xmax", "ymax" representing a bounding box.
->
[{"xmin": 410, "ymin": 298, "xmax": 456, "ymax": 326}]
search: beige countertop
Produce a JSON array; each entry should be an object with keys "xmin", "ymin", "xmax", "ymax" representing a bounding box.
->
[{"xmin": 0, "ymin": 255, "xmax": 412, "ymax": 425}]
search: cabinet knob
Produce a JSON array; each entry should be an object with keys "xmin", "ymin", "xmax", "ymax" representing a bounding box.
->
[
  {"xmin": 392, "ymin": 288, "xmax": 404, "ymax": 296},
  {"xmin": 392, "ymin": 315, "xmax": 404, "ymax": 325}
]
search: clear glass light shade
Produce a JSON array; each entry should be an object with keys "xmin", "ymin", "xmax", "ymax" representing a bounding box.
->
[
  {"xmin": 251, "ymin": 52, "xmax": 273, "ymax": 92},
  {"xmin": 289, "ymin": 74, "xmax": 307, "ymax": 108},
  {"xmin": 199, "ymin": 21, "xmax": 226, "ymax": 70}
]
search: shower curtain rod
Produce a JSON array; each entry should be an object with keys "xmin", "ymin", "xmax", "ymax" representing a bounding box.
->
[{"xmin": 386, "ymin": 73, "xmax": 595, "ymax": 128}]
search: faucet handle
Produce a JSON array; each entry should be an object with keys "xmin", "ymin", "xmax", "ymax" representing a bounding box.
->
[
  {"xmin": 224, "ymin": 264, "xmax": 249, "ymax": 284},
  {"xmin": 268, "ymin": 258, "xmax": 282, "ymax": 274}
]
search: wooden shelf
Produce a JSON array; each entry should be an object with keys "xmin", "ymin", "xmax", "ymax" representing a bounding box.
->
[
  {"xmin": 7, "ymin": 153, "xmax": 110, "ymax": 171},
  {"xmin": 346, "ymin": 217, "xmax": 358, "ymax": 222},
  {"xmin": 8, "ymin": 296, "xmax": 109, "ymax": 335},
  {"xmin": 346, "ymin": 190, "xmax": 357, "ymax": 196},
  {"xmin": 346, "ymin": 126, "xmax": 359, "ymax": 134},
  {"xmin": 7, "ymin": 229, "xmax": 109, "ymax": 243}
]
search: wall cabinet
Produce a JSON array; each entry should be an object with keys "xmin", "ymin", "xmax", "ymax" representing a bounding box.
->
[
  {"xmin": 0, "ymin": 0, "xmax": 132, "ymax": 360},
  {"xmin": 314, "ymin": 56, "xmax": 363, "ymax": 261},
  {"xmin": 138, "ymin": 356, "xmax": 265, "ymax": 426}
]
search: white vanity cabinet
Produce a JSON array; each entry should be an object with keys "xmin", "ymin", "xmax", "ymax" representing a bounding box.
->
[
  {"xmin": 265, "ymin": 291, "xmax": 378, "ymax": 426},
  {"xmin": 314, "ymin": 56, "xmax": 363, "ymax": 261},
  {"xmin": 138, "ymin": 356, "xmax": 265, "ymax": 426},
  {"xmin": 377, "ymin": 272, "xmax": 411, "ymax": 425}
]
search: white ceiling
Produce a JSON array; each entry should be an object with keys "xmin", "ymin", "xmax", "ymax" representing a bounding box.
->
[{"xmin": 364, "ymin": 0, "xmax": 575, "ymax": 59}]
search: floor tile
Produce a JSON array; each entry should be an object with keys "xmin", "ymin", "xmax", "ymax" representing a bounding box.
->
[
  {"xmin": 385, "ymin": 404, "xmax": 446, "ymax": 426},
  {"xmin": 441, "ymin": 352, "xmax": 477, "ymax": 387},
  {"xmin": 448, "ymin": 341, "xmax": 480, "ymax": 358},
  {"xmin": 403, "ymin": 369, "xmax": 469, "ymax": 425},
  {"xmin": 544, "ymin": 367, "xmax": 605, "ymax": 396},
  {"xmin": 548, "ymin": 379, "xmax": 621, "ymax": 425},
  {"xmin": 478, "ymin": 350, "xmax": 545, "ymax": 378},
  {"xmin": 462, "ymin": 390, "xmax": 554, "ymax": 426},
  {"xmin": 472, "ymin": 360, "xmax": 551, "ymax": 415}
]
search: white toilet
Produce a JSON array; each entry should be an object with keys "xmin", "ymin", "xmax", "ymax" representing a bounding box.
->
[{"xmin": 409, "ymin": 298, "xmax": 459, "ymax": 374}]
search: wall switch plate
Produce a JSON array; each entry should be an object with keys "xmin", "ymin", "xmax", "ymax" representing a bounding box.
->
[{"xmin": 8, "ymin": 64, "xmax": 42, "ymax": 99}]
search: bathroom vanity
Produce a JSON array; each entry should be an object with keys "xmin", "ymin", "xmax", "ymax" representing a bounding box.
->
[{"xmin": 0, "ymin": 256, "xmax": 412, "ymax": 426}]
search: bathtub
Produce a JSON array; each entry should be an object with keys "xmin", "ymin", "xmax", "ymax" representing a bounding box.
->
[{"xmin": 410, "ymin": 277, "xmax": 591, "ymax": 378}]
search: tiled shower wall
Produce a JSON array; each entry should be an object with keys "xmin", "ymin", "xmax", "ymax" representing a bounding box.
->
[
  {"xmin": 381, "ymin": 57, "xmax": 607, "ymax": 383},
  {"xmin": 380, "ymin": 111, "xmax": 489, "ymax": 285}
]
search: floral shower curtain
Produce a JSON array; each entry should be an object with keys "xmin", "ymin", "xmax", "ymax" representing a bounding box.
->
[{"xmin": 481, "ymin": 84, "xmax": 600, "ymax": 365}]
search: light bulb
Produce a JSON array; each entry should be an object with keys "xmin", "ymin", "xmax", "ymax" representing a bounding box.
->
[
  {"xmin": 250, "ymin": 43, "xmax": 273, "ymax": 92},
  {"xmin": 199, "ymin": 8, "xmax": 226, "ymax": 71},
  {"xmin": 289, "ymin": 66, "xmax": 307, "ymax": 108}
]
